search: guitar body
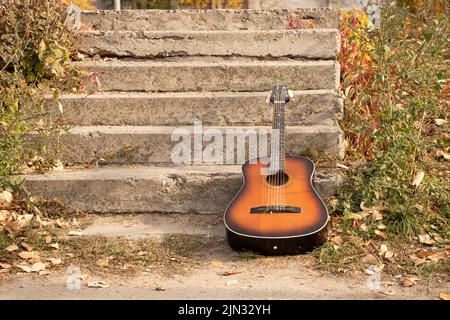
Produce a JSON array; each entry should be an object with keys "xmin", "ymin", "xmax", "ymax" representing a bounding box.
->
[{"xmin": 224, "ymin": 156, "xmax": 329, "ymax": 255}]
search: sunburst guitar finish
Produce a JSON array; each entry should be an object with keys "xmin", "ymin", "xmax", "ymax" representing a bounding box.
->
[{"xmin": 224, "ymin": 86, "xmax": 329, "ymax": 255}]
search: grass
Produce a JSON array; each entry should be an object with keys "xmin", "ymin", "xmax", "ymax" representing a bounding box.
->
[{"xmin": 0, "ymin": 232, "xmax": 12, "ymax": 251}]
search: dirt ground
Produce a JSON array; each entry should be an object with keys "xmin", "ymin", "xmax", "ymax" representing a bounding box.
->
[{"xmin": 0, "ymin": 214, "xmax": 448, "ymax": 300}]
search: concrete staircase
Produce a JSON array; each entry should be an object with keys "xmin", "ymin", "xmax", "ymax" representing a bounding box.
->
[{"xmin": 23, "ymin": 9, "xmax": 344, "ymax": 214}]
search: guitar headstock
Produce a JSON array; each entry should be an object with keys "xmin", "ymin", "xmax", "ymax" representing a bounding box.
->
[{"xmin": 266, "ymin": 85, "xmax": 294, "ymax": 105}]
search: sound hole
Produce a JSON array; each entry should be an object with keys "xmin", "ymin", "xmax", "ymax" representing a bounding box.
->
[{"xmin": 266, "ymin": 171, "xmax": 289, "ymax": 186}]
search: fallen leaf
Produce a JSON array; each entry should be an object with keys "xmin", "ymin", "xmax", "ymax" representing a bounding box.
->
[
  {"xmin": 426, "ymin": 252, "xmax": 445, "ymax": 262},
  {"xmin": 360, "ymin": 223, "xmax": 368, "ymax": 231},
  {"xmin": 18, "ymin": 251, "xmax": 39, "ymax": 260},
  {"xmin": 412, "ymin": 171, "xmax": 425, "ymax": 187},
  {"xmin": 375, "ymin": 230, "xmax": 387, "ymax": 239},
  {"xmin": 5, "ymin": 244, "xmax": 18, "ymax": 252},
  {"xmin": 308, "ymin": 270, "xmax": 323, "ymax": 277},
  {"xmin": 362, "ymin": 254, "xmax": 379, "ymax": 265},
  {"xmin": 418, "ymin": 234, "xmax": 435, "ymax": 245},
  {"xmin": 21, "ymin": 242, "xmax": 33, "ymax": 252},
  {"xmin": 403, "ymin": 276, "xmax": 419, "ymax": 287},
  {"xmin": 0, "ymin": 190, "xmax": 14, "ymax": 206},
  {"xmin": 39, "ymin": 270, "xmax": 51, "ymax": 276},
  {"xmin": 331, "ymin": 236, "xmax": 343, "ymax": 245},
  {"xmin": 96, "ymin": 257, "xmax": 113, "ymax": 268},
  {"xmin": 221, "ymin": 270, "xmax": 245, "ymax": 276},
  {"xmin": 210, "ymin": 260, "xmax": 224, "ymax": 268},
  {"xmin": 409, "ymin": 254, "xmax": 427, "ymax": 266},
  {"xmin": 384, "ymin": 251, "xmax": 394, "ymax": 259},
  {"xmin": 378, "ymin": 244, "xmax": 388, "ymax": 256},
  {"xmin": 439, "ymin": 293, "xmax": 450, "ymax": 300},
  {"xmin": 30, "ymin": 262, "xmax": 46, "ymax": 273},
  {"xmin": 434, "ymin": 118, "xmax": 447, "ymax": 126},
  {"xmin": 45, "ymin": 236, "xmax": 52, "ymax": 244},
  {"xmin": 68, "ymin": 230, "xmax": 83, "ymax": 236},
  {"xmin": 0, "ymin": 263, "xmax": 12, "ymax": 269},
  {"xmin": 47, "ymin": 258, "xmax": 62, "ymax": 265},
  {"xmin": 377, "ymin": 223, "xmax": 387, "ymax": 230},
  {"xmin": 371, "ymin": 210, "xmax": 383, "ymax": 221},
  {"xmin": 16, "ymin": 264, "xmax": 31, "ymax": 273},
  {"xmin": 88, "ymin": 281, "xmax": 110, "ymax": 288},
  {"xmin": 303, "ymin": 256, "xmax": 318, "ymax": 266},
  {"xmin": 49, "ymin": 243, "xmax": 59, "ymax": 250},
  {"xmin": 5, "ymin": 221, "xmax": 20, "ymax": 233}
]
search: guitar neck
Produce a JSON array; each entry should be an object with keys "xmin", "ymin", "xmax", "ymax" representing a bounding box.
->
[{"xmin": 271, "ymin": 99, "xmax": 285, "ymax": 173}]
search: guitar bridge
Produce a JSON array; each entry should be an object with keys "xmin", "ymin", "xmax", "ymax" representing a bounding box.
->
[{"xmin": 250, "ymin": 205, "xmax": 302, "ymax": 214}]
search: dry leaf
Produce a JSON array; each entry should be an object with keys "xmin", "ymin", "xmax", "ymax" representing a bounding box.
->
[
  {"xmin": 434, "ymin": 119, "xmax": 447, "ymax": 126},
  {"xmin": 0, "ymin": 263, "xmax": 12, "ymax": 269},
  {"xmin": 5, "ymin": 221, "xmax": 20, "ymax": 233},
  {"xmin": 403, "ymin": 276, "xmax": 419, "ymax": 287},
  {"xmin": 88, "ymin": 281, "xmax": 110, "ymax": 288},
  {"xmin": 418, "ymin": 234, "xmax": 435, "ymax": 245},
  {"xmin": 210, "ymin": 260, "xmax": 224, "ymax": 268},
  {"xmin": 331, "ymin": 236, "xmax": 343, "ymax": 245},
  {"xmin": 96, "ymin": 257, "xmax": 113, "ymax": 268},
  {"xmin": 412, "ymin": 171, "xmax": 425, "ymax": 187},
  {"xmin": 409, "ymin": 254, "xmax": 426, "ymax": 266},
  {"xmin": 30, "ymin": 262, "xmax": 46, "ymax": 273},
  {"xmin": 362, "ymin": 254, "xmax": 378, "ymax": 265},
  {"xmin": 439, "ymin": 293, "xmax": 450, "ymax": 300},
  {"xmin": 360, "ymin": 223, "xmax": 368, "ymax": 231},
  {"xmin": 49, "ymin": 243, "xmax": 59, "ymax": 250},
  {"xmin": 0, "ymin": 190, "xmax": 14, "ymax": 206},
  {"xmin": 308, "ymin": 270, "xmax": 323, "ymax": 277},
  {"xmin": 5, "ymin": 244, "xmax": 18, "ymax": 252},
  {"xmin": 21, "ymin": 242, "xmax": 33, "ymax": 252},
  {"xmin": 18, "ymin": 251, "xmax": 39, "ymax": 260},
  {"xmin": 371, "ymin": 210, "xmax": 383, "ymax": 221},
  {"xmin": 426, "ymin": 252, "xmax": 445, "ymax": 262},
  {"xmin": 378, "ymin": 244, "xmax": 388, "ymax": 256},
  {"xmin": 221, "ymin": 270, "xmax": 245, "ymax": 276},
  {"xmin": 16, "ymin": 264, "xmax": 31, "ymax": 273},
  {"xmin": 303, "ymin": 256, "xmax": 318, "ymax": 266},
  {"xmin": 384, "ymin": 251, "xmax": 394, "ymax": 259},
  {"xmin": 45, "ymin": 236, "xmax": 52, "ymax": 244},
  {"xmin": 375, "ymin": 230, "xmax": 387, "ymax": 239},
  {"xmin": 39, "ymin": 270, "xmax": 51, "ymax": 276},
  {"xmin": 377, "ymin": 223, "xmax": 387, "ymax": 230},
  {"xmin": 47, "ymin": 258, "xmax": 62, "ymax": 265}
]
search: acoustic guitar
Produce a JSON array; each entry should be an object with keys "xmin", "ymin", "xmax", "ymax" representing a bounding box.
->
[{"xmin": 224, "ymin": 85, "xmax": 329, "ymax": 255}]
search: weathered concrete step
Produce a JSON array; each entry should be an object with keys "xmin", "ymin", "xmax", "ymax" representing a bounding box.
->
[
  {"xmin": 80, "ymin": 9, "xmax": 339, "ymax": 31},
  {"xmin": 34, "ymin": 125, "xmax": 344, "ymax": 164},
  {"xmin": 78, "ymin": 29, "xmax": 339, "ymax": 59},
  {"xmin": 76, "ymin": 60, "xmax": 339, "ymax": 92},
  {"xmin": 21, "ymin": 165, "xmax": 343, "ymax": 213},
  {"xmin": 49, "ymin": 90, "xmax": 342, "ymax": 126}
]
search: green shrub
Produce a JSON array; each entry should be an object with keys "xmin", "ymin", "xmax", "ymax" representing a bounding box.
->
[
  {"xmin": 0, "ymin": 0, "xmax": 79, "ymax": 181},
  {"xmin": 338, "ymin": 2, "xmax": 449, "ymax": 239}
]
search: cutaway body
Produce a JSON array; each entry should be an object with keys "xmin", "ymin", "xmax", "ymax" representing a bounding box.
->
[{"xmin": 224, "ymin": 156, "xmax": 329, "ymax": 255}]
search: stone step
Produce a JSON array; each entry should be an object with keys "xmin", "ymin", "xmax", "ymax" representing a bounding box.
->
[
  {"xmin": 21, "ymin": 165, "xmax": 343, "ymax": 213},
  {"xmin": 80, "ymin": 9, "xmax": 339, "ymax": 31},
  {"xmin": 76, "ymin": 60, "xmax": 339, "ymax": 92},
  {"xmin": 32, "ymin": 125, "xmax": 344, "ymax": 164},
  {"xmin": 48, "ymin": 90, "xmax": 342, "ymax": 126},
  {"xmin": 77, "ymin": 29, "xmax": 339, "ymax": 59}
]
